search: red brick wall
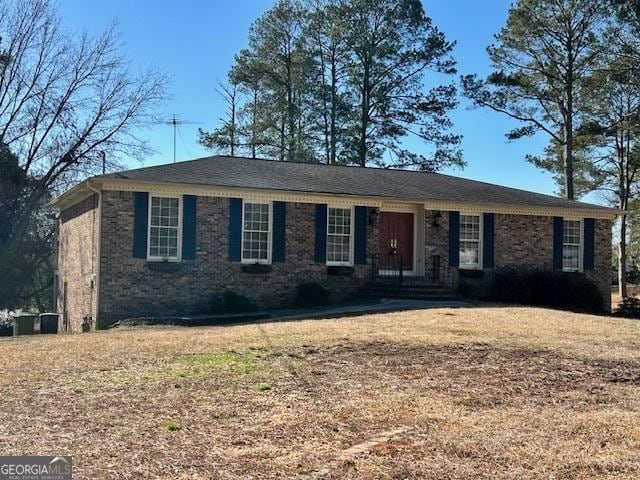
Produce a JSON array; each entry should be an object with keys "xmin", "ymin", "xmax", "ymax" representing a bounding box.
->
[
  {"xmin": 588, "ymin": 218, "xmax": 613, "ymax": 312},
  {"xmin": 56, "ymin": 192, "xmax": 613, "ymax": 329},
  {"xmin": 56, "ymin": 194, "xmax": 99, "ymax": 332},
  {"xmin": 436, "ymin": 212, "xmax": 611, "ymax": 311},
  {"xmin": 98, "ymin": 192, "xmax": 379, "ymax": 325},
  {"xmin": 494, "ymin": 214, "xmax": 554, "ymax": 269}
]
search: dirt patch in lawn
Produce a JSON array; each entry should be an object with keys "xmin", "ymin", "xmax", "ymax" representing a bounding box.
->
[
  {"xmin": 1, "ymin": 307, "xmax": 639, "ymax": 479},
  {"xmin": 304, "ymin": 341, "xmax": 640, "ymax": 410}
]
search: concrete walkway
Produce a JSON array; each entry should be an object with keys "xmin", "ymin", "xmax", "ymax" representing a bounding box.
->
[
  {"xmin": 114, "ymin": 298, "xmax": 472, "ymax": 329},
  {"xmin": 270, "ymin": 298, "xmax": 472, "ymax": 322}
]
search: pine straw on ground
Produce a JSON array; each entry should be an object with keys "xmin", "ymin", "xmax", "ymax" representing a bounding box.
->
[{"xmin": 1, "ymin": 307, "xmax": 640, "ymax": 479}]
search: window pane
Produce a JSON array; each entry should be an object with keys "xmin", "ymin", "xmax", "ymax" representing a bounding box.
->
[
  {"xmin": 563, "ymin": 220, "xmax": 581, "ymax": 245},
  {"xmin": 458, "ymin": 215, "xmax": 481, "ymax": 267},
  {"xmin": 149, "ymin": 197, "xmax": 180, "ymax": 259},
  {"xmin": 562, "ymin": 220, "xmax": 581, "ymax": 270},
  {"xmin": 563, "ymin": 245, "xmax": 580, "ymax": 270},
  {"xmin": 242, "ymin": 203, "xmax": 270, "ymax": 261},
  {"xmin": 327, "ymin": 207, "xmax": 352, "ymax": 263},
  {"xmin": 460, "ymin": 241, "xmax": 479, "ymax": 267},
  {"xmin": 460, "ymin": 215, "xmax": 480, "ymax": 241}
]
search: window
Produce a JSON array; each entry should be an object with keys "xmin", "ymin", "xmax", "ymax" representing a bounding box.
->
[
  {"xmin": 242, "ymin": 202, "xmax": 271, "ymax": 263},
  {"xmin": 459, "ymin": 214, "xmax": 482, "ymax": 269},
  {"xmin": 327, "ymin": 207, "xmax": 353, "ymax": 265},
  {"xmin": 563, "ymin": 219, "xmax": 582, "ymax": 271},
  {"xmin": 148, "ymin": 196, "xmax": 181, "ymax": 260}
]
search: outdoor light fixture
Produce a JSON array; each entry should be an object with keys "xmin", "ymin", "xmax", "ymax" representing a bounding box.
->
[
  {"xmin": 432, "ymin": 211, "xmax": 443, "ymax": 228},
  {"xmin": 368, "ymin": 207, "xmax": 380, "ymax": 225}
]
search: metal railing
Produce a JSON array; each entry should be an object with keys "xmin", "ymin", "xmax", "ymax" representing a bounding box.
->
[
  {"xmin": 427, "ymin": 254, "xmax": 456, "ymax": 289},
  {"xmin": 370, "ymin": 253, "xmax": 457, "ymax": 289},
  {"xmin": 371, "ymin": 253, "xmax": 405, "ymax": 285}
]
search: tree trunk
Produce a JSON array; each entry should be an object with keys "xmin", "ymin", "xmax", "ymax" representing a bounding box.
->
[
  {"xmin": 318, "ymin": 36, "xmax": 330, "ymax": 164},
  {"xmin": 279, "ymin": 113, "xmax": 286, "ymax": 162},
  {"xmin": 330, "ymin": 49, "xmax": 337, "ymax": 165},
  {"xmin": 251, "ymin": 87, "xmax": 258, "ymax": 159},
  {"xmin": 619, "ymin": 214, "xmax": 627, "ymax": 298},
  {"xmin": 564, "ymin": 30, "xmax": 575, "ymax": 201},
  {"xmin": 230, "ymin": 88, "xmax": 236, "ymax": 157},
  {"xmin": 563, "ymin": 119, "xmax": 574, "ymax": 200},
  {"xmin": 286, "ymin": 54, "xmax": 295, "ymax": 162},
  {"xmin": 358, "ymin": 58, "xmax": 369, "ymax": 167}
]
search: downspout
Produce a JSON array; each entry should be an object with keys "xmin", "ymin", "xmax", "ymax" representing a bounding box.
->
[{"xmin": 86, "ymin": 180, "xmax": 102, "ymax": 330}]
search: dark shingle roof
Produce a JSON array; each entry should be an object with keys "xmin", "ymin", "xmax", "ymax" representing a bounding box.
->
[{"xmin": 96, "ymin": 155, "xmax": 615, "ymax": 212}]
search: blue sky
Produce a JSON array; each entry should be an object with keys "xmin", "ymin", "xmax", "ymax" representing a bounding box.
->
[{"xmin": 58, "ymin": 0, "xmax": 572, "ymax": 198}]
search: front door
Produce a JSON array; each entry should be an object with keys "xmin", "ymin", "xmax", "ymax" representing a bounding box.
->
[{"xmin": 378, "ymin": 212, "xmax": 414, "ymax": 271}]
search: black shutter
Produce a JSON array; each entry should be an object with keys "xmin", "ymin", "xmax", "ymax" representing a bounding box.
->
[
  {"xmin": 272, "ymin": 201, "xmax": 286, "ymax": 262},
  {"xmin": 229, "ymin": 198, "xmax": 242, "ymax": 261},
  {"xmin": 133, "ymin": 192, "xmax": 149, "ymax": 258},
  {"xmin": 483, "ymin": 213, "xmax": 495, "ymax": 269},
  {"xmin": 314, "ymin": 204, "xmax": 327, "ymax": 263},
  {"xmin": 182, "ymin": 195, "xmax": 197, "ymax": 260},
  {"xmin": 448, "ymin": 211, "xmax": 459, "ymax": 267},
  {"xmin": 584, "ymin": 218, "xmax": 595, "ymax": 270},
  {"xmin": 553, "ymin": 216, "xmax": 564, "ymax": 270},
  {"xmin": 354, "ymin": 206, "xmax": 367, "ymax": 264}
]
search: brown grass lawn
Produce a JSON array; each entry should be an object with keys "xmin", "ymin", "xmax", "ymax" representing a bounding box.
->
[{"xmin": 1, "ymin": 307, "xmax": 640, "ymax": 479}]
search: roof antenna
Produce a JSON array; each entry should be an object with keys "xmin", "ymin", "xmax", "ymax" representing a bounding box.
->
[{"xmin": 157, "ymin": 114, "xmax": 201, "ymax": 163}]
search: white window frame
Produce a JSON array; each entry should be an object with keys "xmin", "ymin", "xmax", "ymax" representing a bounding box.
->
[
  {"xmin": 241, "ymin": 201, "xmax": 273, "ymax": 264},
  {"xmin": 326, "ymin": 205, "xmax": 355, "ymax": 267},
  {"xmin": 562, "ymin": 218, "xmax": 583, "ymax": 272},
  {"xmin": 147, "ymin": 194, "xmax": 182, "ymax": 262},
  {"xmin": 458, "ymin": 212, "xmax": 483, "ymax": 270}
]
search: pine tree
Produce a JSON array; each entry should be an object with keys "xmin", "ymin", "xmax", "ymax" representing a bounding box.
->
[
  {"xmin": 343, "ymin": 0, "xmax": 461, "ymax": 169},
  {"xmin": 207, "ymin": 0, "xmax": 461, "ymax": 170},
  {"xmin": 199, "ymin": 78, "xmax": 241, "ymax": 156},
  {"xmin": 462, "ymin": 0, "xmax": 609, "ymax": 199}
]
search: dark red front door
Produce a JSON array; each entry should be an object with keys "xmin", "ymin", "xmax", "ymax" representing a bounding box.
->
[{"xmin": 378, "ymin": 212, "xmax": 414, "ymax": 268}]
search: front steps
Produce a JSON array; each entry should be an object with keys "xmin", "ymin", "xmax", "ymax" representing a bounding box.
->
[{"xmin": 362, "ymin": 277, "xmax": 458, "ymax": 300}]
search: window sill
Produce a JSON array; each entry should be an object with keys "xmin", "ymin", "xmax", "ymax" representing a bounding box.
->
[
  {"xmin": 327, "ymin": 265, "xmax": 355, "ymax": 276},
  {"xmin": 459, "ymin": 268, "xmax": 484, "ymax": 278},
  {"xmin": 241, "ymin": 263, "xmax": 272, "ymax": 274},
  {"xmin": 146, "ymin": 261, "xmax": 182, "ymax": 273}
]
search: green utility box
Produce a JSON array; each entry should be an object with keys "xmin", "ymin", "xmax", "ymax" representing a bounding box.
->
[{"xmin": 13, "ymin": 314, "xmax": 36, "ymax": 336}]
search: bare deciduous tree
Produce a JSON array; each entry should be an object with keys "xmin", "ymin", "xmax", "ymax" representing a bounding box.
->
[
  {"xmin": 0, "ymin": 0, "xmax": 166, "ymax": 309},
  {"xmin": 0, "ymin": 0, "xmax": 166, "ymax": 196}
]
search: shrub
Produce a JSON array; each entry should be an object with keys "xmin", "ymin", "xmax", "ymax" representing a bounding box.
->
[
  {"xmin": 458, "ymin": 282, "xmax": 473, "ymax": 299},
  {"xmin": 293, "ymin": 282, "xmax": 330, "ymax": 307},
  {"xmin": 0, "ymin": 310, "xmax": 13, "ymax": 336},
  {"xmin": 210, "ymin": 291, "xmax": 257, "ymax": 314},
  {"xmin": 489, "ymin": 269, "xmax": 531, "ymax": 304},
  {"xmin": 489, "ymin": 269, "xmax": 603, "ymax": 313},
  {"xmin": 616, "ymin": 296, "xmax": 640, "ymax": 318}
]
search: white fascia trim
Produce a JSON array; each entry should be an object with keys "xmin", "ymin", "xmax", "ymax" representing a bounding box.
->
[
  {"xmin": 423, "ymin": 200, "xmax": 618, "ymax": 220},
  {"xmin": 100, "ymin": 179, "xmax": 382, "ymax": 208},
  {"xmin": 86, "ymin": 178, "xmax": 619, "ymax": 220}
]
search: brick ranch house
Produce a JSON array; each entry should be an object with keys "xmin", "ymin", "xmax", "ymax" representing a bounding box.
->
[{"xmin": 50, "ymin": 156, "xmax": 618, "ymax": 332}]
